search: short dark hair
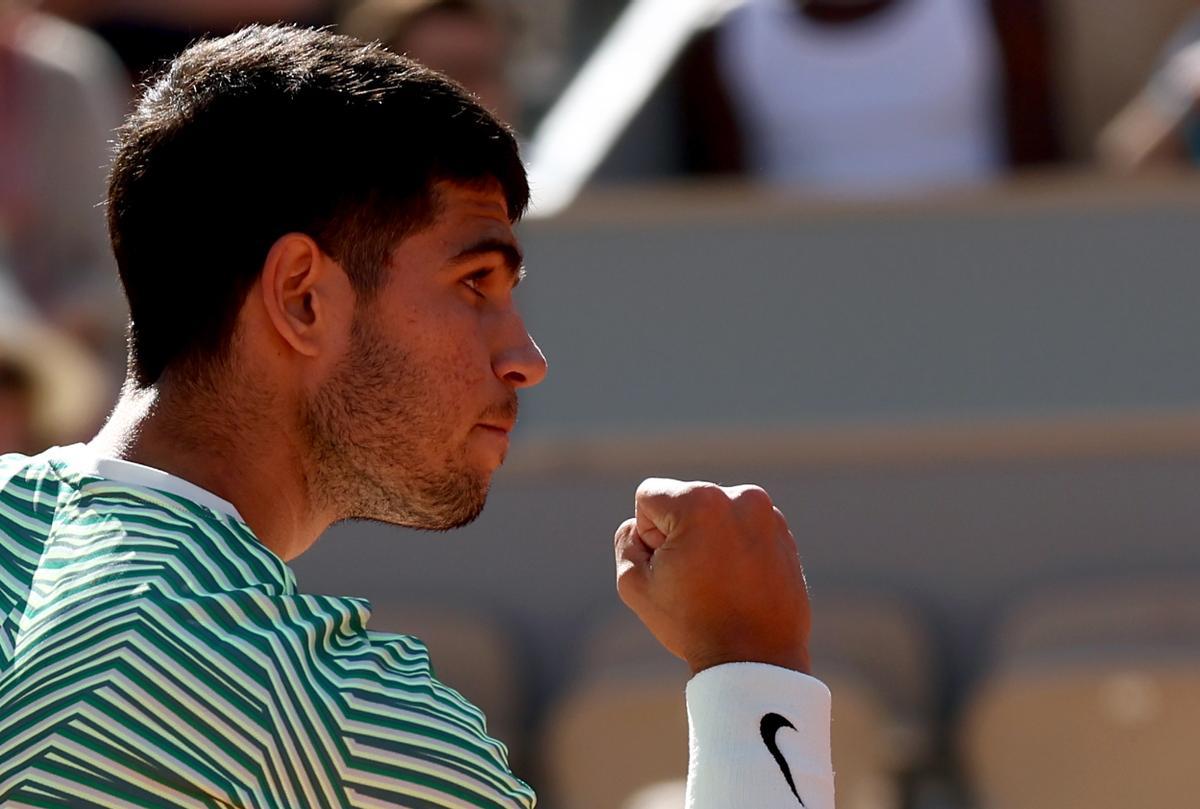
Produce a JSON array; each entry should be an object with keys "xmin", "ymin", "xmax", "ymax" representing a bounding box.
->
[{"xmin": 107, "ymin": 24, "xmax": 528, "ymax": 388}]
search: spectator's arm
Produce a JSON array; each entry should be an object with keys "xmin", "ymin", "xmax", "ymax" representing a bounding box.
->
[
  {"xmin": 684, "ymin": 663, "xmax": 834, "ymax": 809},
  {"xmin": 1096, "ymin": 93, "xmax": 1190, "ymax": 171},
  {"xmin": 1096, "ymin": 41, "xmax": 1200, "ymax": 171}
]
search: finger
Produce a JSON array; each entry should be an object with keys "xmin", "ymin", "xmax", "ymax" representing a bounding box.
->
[
  {"xmin": 722, "ymin": 483, "xmax": 774, "ymax": 512},
  {"xmin": 613, "ymin": 517, "xmax": 652, "ymax": 566},
  {"xmin": 634, "ymin": 477, "xmax": 681, "ymax": 540},
  {"xmin": 635, "ymin": 477, "xmax": 712, "ymax": 546},
  {"xmin": 635, "ymin": 519, "xmax": 668, "ymax": 552},
  {"xmin": 613, "ymin": 518, "xmax": 652, "ymax": 606}
]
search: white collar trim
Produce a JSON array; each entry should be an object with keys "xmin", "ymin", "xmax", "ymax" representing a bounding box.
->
[{"xmin": 57, "ymin": 443, "xmax": 247, "ymax": 523}]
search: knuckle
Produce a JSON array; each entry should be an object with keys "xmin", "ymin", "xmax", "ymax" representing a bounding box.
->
[
  {"xmin": 730, "ymin": 484, "xmax": 773, "ymax": 513},
  {"xmin": 636, "ymin": 476, "xmax": 678, "ymax": 498},
  {"xmin": 685, "ymin": 481, "xmax": 725, "ymax": 507},
  {"xmin": 613, "ymin": 518, "xmax": 637, "ymax": 548}
]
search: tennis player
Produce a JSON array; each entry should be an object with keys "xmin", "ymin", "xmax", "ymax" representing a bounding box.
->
[{"xmin": 0, "ymin": 25, "xmax": 833, "ymax": 808}]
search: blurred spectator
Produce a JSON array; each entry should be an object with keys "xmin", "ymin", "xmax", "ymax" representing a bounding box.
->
[
  {"xmin": 0, "ymin": 2, "xmax": 128, "ymax": 370},
  {"xmin": 679, "ymin": 0, "xmax": 1062, "ymax": 195},
  {"xmin": 1097, "ymin": 9, "xmax": 1200, "ymax": 171},
  {"xmin": 0, "ymin": 272, "xmax": 108, "ymax": 455},
  {"xmin": 340, "ymin": 0, "xmax": 517, "ymax": 125},
  {"xmin": 41, "ymin": 0, "xmax": 329, "ymax": 81}
]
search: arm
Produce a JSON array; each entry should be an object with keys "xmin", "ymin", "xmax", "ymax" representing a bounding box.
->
[
  {"xmin": 613, "ymin": 479, "xmax": 835, "ymax": 808},
  {"xmin": 1096, "ymin": 90, "xmax": 1192, "ymax": 171},
  {"xmin": 1097, "ymin": 40, "xmax": 1200, "ymax": 171}
]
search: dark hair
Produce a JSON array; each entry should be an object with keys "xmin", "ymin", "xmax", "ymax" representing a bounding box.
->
[{"xmin": 107, "ymin": 24, "xmax": 528, "ymax": 388}]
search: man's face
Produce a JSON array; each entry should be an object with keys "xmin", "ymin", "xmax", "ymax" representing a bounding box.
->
[{"xmin": 300, "ymin": 180, "xmax": 546, "ymax": 530}]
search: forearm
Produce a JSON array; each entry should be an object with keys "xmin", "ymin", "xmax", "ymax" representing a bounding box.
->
[{"xmin": 684, "ymin": 663, "xmax": 834, "ymax": 808}]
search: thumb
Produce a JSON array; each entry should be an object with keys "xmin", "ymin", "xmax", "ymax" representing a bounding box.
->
[
  {"xmin": 635, "ymin": 477, "xmax": 684, "ymax": 551},
  {"xmin": 613, "ymin": 517, "xmax": 653, "ymax": 607}
]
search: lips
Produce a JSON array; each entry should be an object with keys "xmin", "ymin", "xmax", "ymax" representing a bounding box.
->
[{"xmin": 477, "ymin": 393, "xmax": 518, "ymax": 436}]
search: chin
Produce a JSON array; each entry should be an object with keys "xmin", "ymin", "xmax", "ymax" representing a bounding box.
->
[{"xmin": 404, "ymin": 469, "xmax": 493, "ymax": 532}]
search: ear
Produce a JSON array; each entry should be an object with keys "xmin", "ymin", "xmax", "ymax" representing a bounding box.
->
[{"xmin": 258, "ymin": 233, "xmax": 351, "ymax": 360}]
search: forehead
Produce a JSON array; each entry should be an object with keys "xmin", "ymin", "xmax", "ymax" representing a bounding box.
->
[
  {"xmin": 434, "ymin": 178, "xmax": 508, "ymax": 223},
  {"xmin": 426, "ymin": 180, "xmax": 515, "ymax": 245}
]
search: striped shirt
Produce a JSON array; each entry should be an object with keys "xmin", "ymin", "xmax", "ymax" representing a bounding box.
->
[{"xmin": 0, "ymin": 444, "xmax": 536, "ymax": 808}]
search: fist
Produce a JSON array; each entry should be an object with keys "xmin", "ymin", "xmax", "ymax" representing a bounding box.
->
[{"xmin": 613, "ymin": 478, "xmax": 812, "ymax": 675}]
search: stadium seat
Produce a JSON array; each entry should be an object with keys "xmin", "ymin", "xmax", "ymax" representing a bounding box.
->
[
  {"xmin": 960, "ymin": 580, "xmax": 1200, "ymax": 809},
  {"xmin": 577, "ymin": 606, "xmax": 687, "ymax": 678},
  {"xmin": 539, "ymin": 668, "xmax": 690, "ymax": 809},
  {"xmin": 537, "ymin": 609, "xmax": 689, "ymax": 809},
  {"xmin": 620, "ymin": 779, "xmax": 686, "ymax": 809},
  {"xmin": 549, "ymin": 599, "xmax": 935, "ymax": 809},
  {"xmin": 365, "ymin": 603, "xmax": 527, "ymax": 763},
  {"xmin": 993, "ymin": 579, "xmax": 1200, "ymax": 658},
  {"xmin": 809, "ymin": 594, "xmax": 937, "ymax": 809}
]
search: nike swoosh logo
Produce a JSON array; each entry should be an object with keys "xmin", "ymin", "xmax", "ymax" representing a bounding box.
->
[{"xmin": 760, "ymin": 712, "xmax": 806, "ymax": 806}]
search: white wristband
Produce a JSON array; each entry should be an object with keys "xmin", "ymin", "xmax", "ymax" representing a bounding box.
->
[{"xmin": 684, "ymin": 662, "xmax": 834, "ymax": 809}]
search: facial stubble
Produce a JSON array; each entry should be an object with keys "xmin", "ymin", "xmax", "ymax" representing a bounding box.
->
[{"xmin": 299, "ymin": 313, "xmax": 494, "ymax": 531}]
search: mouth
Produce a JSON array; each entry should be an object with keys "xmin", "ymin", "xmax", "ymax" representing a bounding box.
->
[{"xmin": 475, "ymin": 422, "xmax": 513, "ymax": 436}]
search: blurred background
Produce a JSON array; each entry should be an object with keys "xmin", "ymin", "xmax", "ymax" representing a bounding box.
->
[{"xmin": 4, "ymin": 0, "xmax": 1200, "ymax": 807}]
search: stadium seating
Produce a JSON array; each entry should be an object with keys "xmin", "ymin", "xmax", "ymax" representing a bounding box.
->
[
  {"xmin": 538, "ymin": 666, "xmax": 690, "ymax": 809},
  {"xmin": 809, "ymin": 594, "xmax": 937, "ymax": 809},
  {"xmin": 620, "ymin": 779, "xmax": 686, "ymax": 809},
  {"xmin": 538, "ymin": 609, "xmax": 690, "ymax": 809},
  {"xmin": 960, "ymin": 580, "xmax": 1200, "ymax": 809},
  {"xmin": 541, "ymin": 598, "xmax": 934, "ymax": 809}
]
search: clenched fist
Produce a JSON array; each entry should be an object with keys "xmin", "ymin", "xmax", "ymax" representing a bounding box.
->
[{"xmin": 613, "ymin": 478, "xmax": 812, "ymax": 675}]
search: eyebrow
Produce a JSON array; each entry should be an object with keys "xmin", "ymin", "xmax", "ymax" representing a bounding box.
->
[{"xmin": 448, "ymin": 238, "xmax": 526, "ymax": 288}]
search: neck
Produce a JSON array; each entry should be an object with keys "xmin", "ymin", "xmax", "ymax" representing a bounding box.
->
[{"xmin": 88, "ymin": 374, "xmax": 330, "ymax": 562}]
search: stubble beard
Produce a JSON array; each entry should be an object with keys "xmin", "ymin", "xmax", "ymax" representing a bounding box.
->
[{"xmin": 298, "ymin": 314, "xmax": 491, "ymax": 531}]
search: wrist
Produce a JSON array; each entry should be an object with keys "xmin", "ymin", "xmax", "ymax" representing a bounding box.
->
[{"xmin": 687, "ymin": 646, "xmax": 811, "ymax": 677}]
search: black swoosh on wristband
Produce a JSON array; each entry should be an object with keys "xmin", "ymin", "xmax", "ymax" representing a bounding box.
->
[{"xmin": 760, "ymin": 713, "xmax": 806, "ymax": 806}]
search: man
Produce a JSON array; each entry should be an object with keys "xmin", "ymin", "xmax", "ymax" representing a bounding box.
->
[{"xmin": 0, "ymin": 25, "xmax": 833, "ymax": 807}]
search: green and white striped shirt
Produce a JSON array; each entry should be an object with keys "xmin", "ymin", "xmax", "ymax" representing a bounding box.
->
[{"xmin": 0, "ymin": 444, "xmax": 536, "ymax": 808}]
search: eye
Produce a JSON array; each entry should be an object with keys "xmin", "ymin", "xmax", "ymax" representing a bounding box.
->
[{"xmin": 461, "ymin": 268, "xmax": 492, "ymax": 298}]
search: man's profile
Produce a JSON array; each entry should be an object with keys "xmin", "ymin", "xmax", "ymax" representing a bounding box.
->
[{"xmin": 0, "ymin": 25, "xmax": 834, "ymax": 808}]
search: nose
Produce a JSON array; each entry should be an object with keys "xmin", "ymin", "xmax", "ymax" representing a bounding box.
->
[{"xmin": 493, "ymin": 328, "xmax": 548, "ymax": 389}]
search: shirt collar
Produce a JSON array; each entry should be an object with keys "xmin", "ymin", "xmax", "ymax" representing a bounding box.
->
[{"xmin": 56, "ymin": 442, "xmax": 247, "ymax": 523}]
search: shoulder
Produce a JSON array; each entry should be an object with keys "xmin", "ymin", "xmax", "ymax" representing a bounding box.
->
[
  {"xmin": 303, "ymin": 606, "xmax": 535, "ymax": 806},
  {"xmin": 0, "ymin": 448, "xmax": 66, "ymax": 520}
]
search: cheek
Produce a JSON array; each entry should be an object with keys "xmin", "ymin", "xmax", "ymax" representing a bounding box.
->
[{"xmin": 404, "ymin": 306, "xmax": 495, "ymax": 391}]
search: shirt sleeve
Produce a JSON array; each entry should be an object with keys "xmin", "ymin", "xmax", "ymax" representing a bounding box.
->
[{"xmin": 684, "ymin": 662, "xmax": 834, "ymax": 808}]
